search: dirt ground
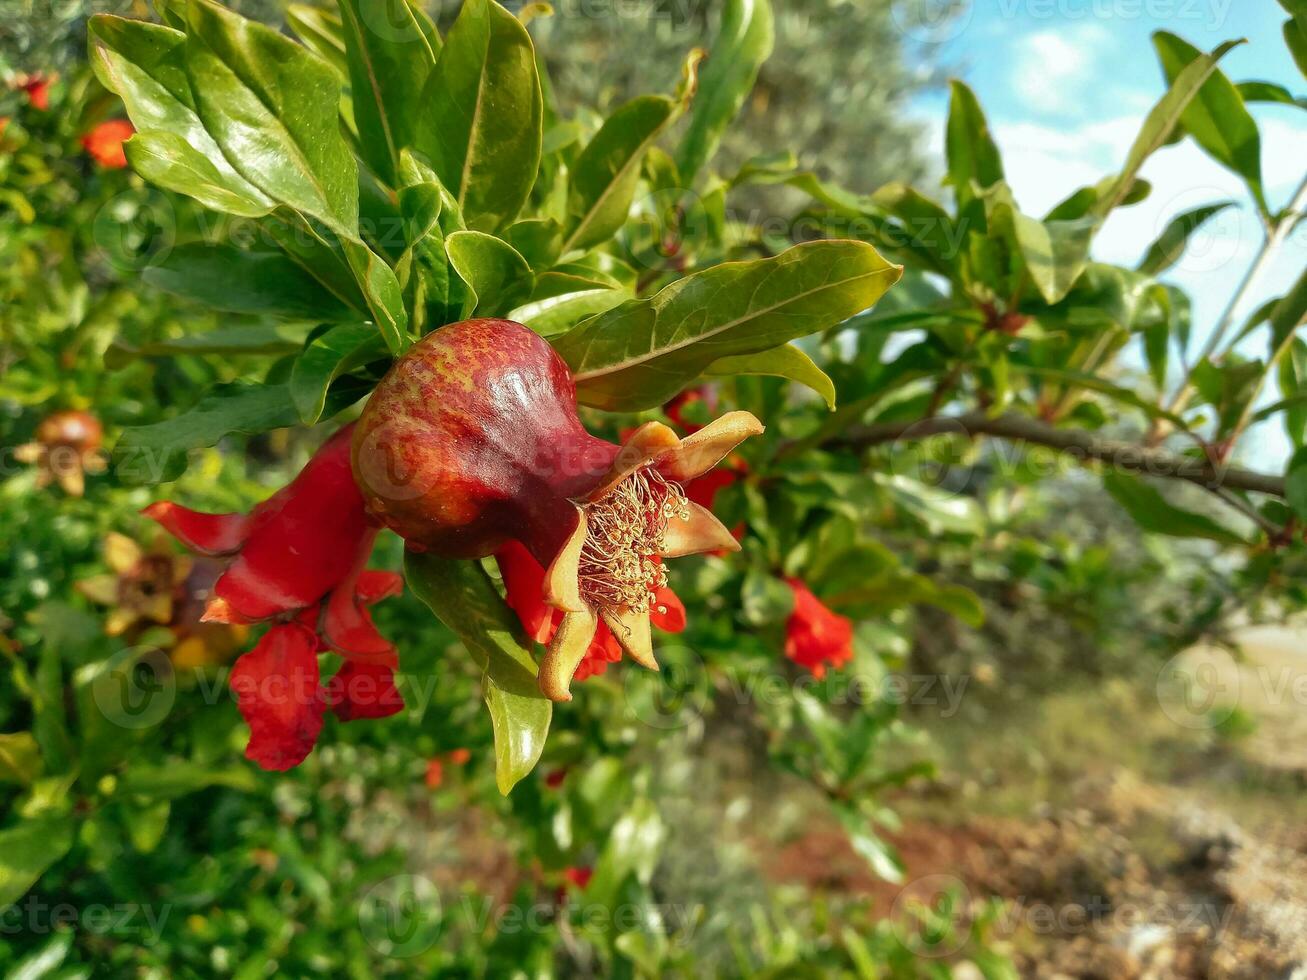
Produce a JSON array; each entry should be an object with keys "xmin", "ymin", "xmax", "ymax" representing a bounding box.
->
[{"xmin": 764, "ymin": 623, "xmax": 1307, "ymax": 978}]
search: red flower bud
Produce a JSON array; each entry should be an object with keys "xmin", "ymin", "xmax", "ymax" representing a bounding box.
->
[
  {"xmin": 783, "ymin": 579, "xmax": 853, "ymax": 678},
  {"xmin": 81, "ymin": 119, "xmax": 134, "ymax": 169},
  {"xmin": 354, "ymin": 318, "xmax": 762, "ymax": 701}
]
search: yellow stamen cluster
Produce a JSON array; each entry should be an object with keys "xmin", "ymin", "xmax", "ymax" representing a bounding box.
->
[{"xmin": 578, "ymin": 466, "xmax": 689, "ymax": 613}]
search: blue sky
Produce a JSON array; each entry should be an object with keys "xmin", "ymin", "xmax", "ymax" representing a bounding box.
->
[{"xmin": 902, "ymin": 1, "xmax": 1305, "ymax": 457}]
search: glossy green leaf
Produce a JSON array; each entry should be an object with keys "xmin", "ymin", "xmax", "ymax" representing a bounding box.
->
[
  {"xmin": 444, "ymin": 230, "xmax": 533, "ymax": 318},
  {"xmin": 945, "ymin": 80, "xmax": 1004, "ymax": 205},
  {"xmin": 290, "ymin": 322, "xmax": 391, "ymax": 423},
  {"xmin": 337, "ymin": 0, "xmax": 439, "ymax": 185},
  {"xmin": 115, "ymin": 380, "xmax": 365, "ymax": 482},
  {"xmin": 1285, "ymin": 18, "xmax": 1307, "ymax": 78},
  {"xmin": 342, "ymin": 239, "xmax": 410, "ymax": 353},
  {"xmin": 286, "ymin": 3, "xmax": 349, "ymax": 77},
  {"xmin": 586, "ymin": 796, "xmax": 666, "ymax": 908},
  {"xmin": 184, "ymin": 0, "xmax": 359, "ymax": 238},
  {"xmin": 414, "ymin": 0, "xmax": 542, "ymax": 231},
  {"xmin": 1136, "ymin": 201, "xmax": 1236, "ymax": 276},
  {"xmin": 88, "ymin": 15, "xmax": 273, "ymax": 215},
  {"xmin": 1095, "ymin": 40, "xmax": 1242, "ymax": 218},
  {"xmin": 1103, "ymin": 471, "xmax": 1249, "ymax": 544},
  {"xmin": 985, "ymin": 187, "xmax": 1094, "ymax": 305},
  {"xmin": 563, "ymin": 95, "xmax": 677, "ymax": 253},
  {"xmin": 556, "ymin": 240, "xmax": 901, "ymax": 411},
  {"xmin": 705, "ymin": 343, "xmax": 836, "ymax": 409},
  {"xmin": 124, "ymin": 131, "xmax": 275, "ymax": 217},
  {"xmin": 106, "ymin": 323, "xmax": 312, "ymax": 368},
  {"xmin": 508, "ymin": 286, "xmax": 630, "ymax": 338},
  {"xmin": 676, "ymin": 0, "xmax": 773, "ymax": 183},
  {"xmin": 0, "ymin": 815, "xmax": 73, "ymax": 907},
  {"xmin": 142, "ymin": 242, "xmax": 356, "ymax": 320},
  {"xmin": 405, "ymin": 552, "xmax": 551, "ymax": 795},
  {"xmin": 1154, "ymin": 32, "xmax": 1265, "ymax": 214}
]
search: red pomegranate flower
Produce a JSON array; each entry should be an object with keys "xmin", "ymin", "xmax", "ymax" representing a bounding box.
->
[
  {"xmin": 19, "ymin": 75, "xmax": 50, "ymax": 111},
  {"xmin": 145, "ymin": 424, "xmax": 404, "ymax": 770},
  {"xmin": 784, "ymin": 579, "xmax": 853, "ymax": 678},
  {"xmin": 495, "ymin": 540, "xmax": 685, "ymax": 683},
  {"xmin": 81, "ymin": 119, "xmax": 134, "ymax": 169},
  {"xmin": 353, "ymin": 318, "xmax": 761, "ymax": 701}
]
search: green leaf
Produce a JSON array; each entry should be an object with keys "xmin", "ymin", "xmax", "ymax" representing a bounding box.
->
[
  {"xmin": 342, "ymin": 239, "xmax": 410, "ymax": 353},
  {"xmin": 985, "ymin": 187, "xmax": 1094, "ymax": 304},
  {"xmin": 587, "ymin": 797, "xmax": 666, "ymax": 908},
  {"xmin": 0, "ymin": 733, "xmax": 42, "ymax": 785},
  {"xmin": 1286, "ymin": 447, "xmax": 1307, "ymax": 520},
  {"xmin": 676, "ymin": 0, "xmax": 773, "ymax": 183},
  {"xmin": 106, "ymin": 322, "xmax": 312, "ymax": 368},
  {"xmin": 444, "ymin": 230, "xmax": 533, "ymax": 318},
  {"xmin": 8, "ymin": 931, "xmax": 74, "ymax": 980},
  {"xmin": 337, "ymin": 0, "xmax": 439, "ymax": 185},
  {"xmin": 142, "ymin": 243, "xmax": 356, "ymax": 320},
  {"xmin": 1154, "ymin": 32, "xmax": 1265, "ymax": 214},
  {"xmin": 563, "ymin": 95, "xmax": 678, "ymax": 253},
  {"xmin": 705, "ymin": 343, "xmax": 836, "ymax": 409},
  {"xmin": 1095, "ymin": 39, "xmax": 1243, "ymax": 218},
  {"xmin": 414, "ymin": 0, "xmax": 542, "ymax": 231},
  {"xmin": 119, "ymin": 761, "xmax": 258, "ymax": 799},
  {"xmin": 291, "ymin": 322, "xmax": 391, "ymax": 423},
  {"xmin": 88, "ymin": 15, "xmax": 274, "ymax": 216},
  {"xmin": 555, "ymin": 240, "xmax": 901, "ymax": 411},
  {"xmin": 286, "ymin": 3, "xmax": 349, "ymax": 77},
  {"xmin": 508, "ymin": 285, "xmax": 631, "ymax": 339},
  {"xmin": 835, "ymin": 804, "xmax": 904, "ymax": 883},
  {"xmin": 405, "ymin": 553, "xmax": 551, "ymax": 795},
  {"xmin": 184, "ymin": 0, "xmax": 359, "ymax": 238},
  {"xmin": 945, "ymin": 80, "xmax": 1004, "ymax": 205},
  {"xmin": 1285, "ymin": 18, "xmax": 1307, "ymax": 79},
  {"xmin": 0, "ymin": 815, "xmax": 73, "ymax": 907},
  {"xmin": 1236, "ymin": 79, "xmax": 1307, "ymax": 108},
  {"xmin": 114, "ymin": 381, "xmax": 363, "ymax": 482},
  {"xmin": 1103, "ymin": 471, "xmax": 1249, "ymax": 544},
  {"xmin": 1136, "ymin": 201, "xmax": 1237, "ymax": 276},
  {"xmin": 124, "ymin": 131, "xmax": 275, "ymax": 217}
]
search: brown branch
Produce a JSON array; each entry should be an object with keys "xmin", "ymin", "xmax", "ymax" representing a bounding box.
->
[{"xmin": 832, "ymin": 412, "xmax": 1286, "ymax": 497}]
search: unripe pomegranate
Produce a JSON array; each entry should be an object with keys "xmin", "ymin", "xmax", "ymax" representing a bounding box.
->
[{"xmin": 353, "ymin": 318, "xmax": 763, "ymax": 700}]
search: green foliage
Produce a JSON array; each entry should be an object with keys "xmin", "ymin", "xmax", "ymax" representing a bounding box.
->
[{"xmin": 1, "ymin": 0, "xmax": 1304, "ymax": 974}]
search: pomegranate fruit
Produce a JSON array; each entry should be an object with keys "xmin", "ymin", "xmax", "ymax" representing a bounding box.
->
[{"xmin": 352, "ymin": 318, "xmax": 763, "ymax": 700}]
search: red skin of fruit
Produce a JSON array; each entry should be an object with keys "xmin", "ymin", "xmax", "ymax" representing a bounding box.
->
[
  {"xmin": 37, "ymin": 410, "xmax": 102, "ymax": 452},
  {"xmin": 352, "ymin": 319, "xmax": 622, "ymax": 569}
]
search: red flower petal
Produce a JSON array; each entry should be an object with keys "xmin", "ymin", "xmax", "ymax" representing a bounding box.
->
[
  {"xmin": 144, "ymin": 501, "xmax": 250, "ymax": 556},
  {"xmin": 649, "ymin": 586, "xmax": 686, "ymax": 633},
  {"xmin": 212, "ymin": 426, "xmax": 373, "ymax": 622},
  {"xmin": 783, "ymin": 579, "xmax": 854, "ymax": 678},
  {"xmin": 81, "ymin": 119, "xmax": 133, "ymax": 169},
  {"xmin": 319, "ymin": 528, "xmax": 399, "ymax": 666},
  {"xmin": 495, "ymin": 540, "xmax": 556, "ymax": 644},
  {"xmin": 572, "ymin": 623, "xmax": 623, "ymax": 681},
  {"xmin": 228, "ymin": 623, "xmax": 325, "ymax": 771},
  {"xmin": 356, "ymin": 570, "xmax": 404, "ymax": 604},
  {"xmin": 325, "ymin": 660, "xmax": 404, "ymax": 722}
]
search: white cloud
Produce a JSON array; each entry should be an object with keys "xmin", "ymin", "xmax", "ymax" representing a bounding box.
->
[{"xmin": 1010, "ymin": 26, "xmax": 1109, "ymax": 114}]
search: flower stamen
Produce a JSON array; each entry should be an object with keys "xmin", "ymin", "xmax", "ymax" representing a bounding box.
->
[{"xmin": 578, "ymin": 467, "xmax": 689, "ymax": 613}]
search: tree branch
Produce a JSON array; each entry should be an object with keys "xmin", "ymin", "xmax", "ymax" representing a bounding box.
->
[{"xmin": 832, "ymin": 412, "xmax": 1286, "ymax": 497}]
